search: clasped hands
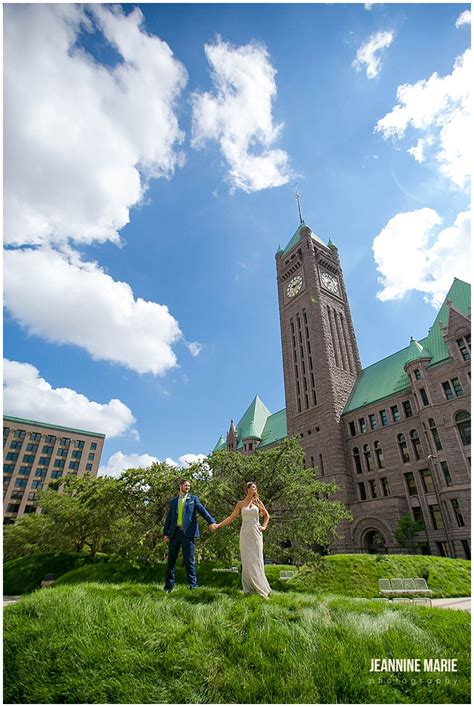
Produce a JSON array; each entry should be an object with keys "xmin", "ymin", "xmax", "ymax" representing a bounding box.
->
[{"xmin": 209, "ymin": 523, "xmax": 219, "ymax": 532}]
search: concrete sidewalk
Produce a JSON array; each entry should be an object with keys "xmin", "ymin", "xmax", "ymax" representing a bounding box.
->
[
  {"xmin": 431, "ymin": 597, "xmax": 471, "ymax": 612},
  {"xmin": 4, "ymin": 596, "xmax": 22, "ymax": 606}
]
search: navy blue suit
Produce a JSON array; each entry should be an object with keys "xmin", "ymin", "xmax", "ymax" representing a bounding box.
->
[{"xmin": 163, "ymin": 494, "xmax": 216, "ymax": 589}]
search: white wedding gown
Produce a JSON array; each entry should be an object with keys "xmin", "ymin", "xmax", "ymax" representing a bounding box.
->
[{"xmin": 240, "ymin": 505, "xmax": 272, "ymax": 597}]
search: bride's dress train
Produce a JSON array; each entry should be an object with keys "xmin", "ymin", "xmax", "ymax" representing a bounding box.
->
[{"xmin": 239, "ymin": 505, "xmax": 271, "ymax": 598}]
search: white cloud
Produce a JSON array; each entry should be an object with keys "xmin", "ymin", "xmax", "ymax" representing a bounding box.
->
[
  {"xmin": 375, "ymin": 49, "xmax": 471, "ymax": 189},
  {"xmin": 364, "ymin": 4, "xmax": 374, "ymax": 11},
  {"xmin": 4, "ymin": 4, "xmax": 187, "ymax": 247},
  {"xmin": 191, "ymin": 37, "xmax": 291, "ymax": 192},
  {"xmin": 3, "ymin": 359, "xmax": 135, "ymax": 437},
  {"xmin": 3, "ymin": 247, "xmax": 182, "ymax": 375},
  {"xmin": 352, "ymin": 31, "xmax": 394, "ymax": 79},
  {"xmin": 372, "ymin": 208, "xmax": 471, "ymax": 308},
  {"xmin": 455, "ymin": 10, "xmax": 471, "ymax": 28},
  {"xmin": 99, "ymin": 450, "xmax": 207, "ymax": 477},
  {"xmin": 186, "ymin": 342, "xmax": 204, "ymax": 357}
]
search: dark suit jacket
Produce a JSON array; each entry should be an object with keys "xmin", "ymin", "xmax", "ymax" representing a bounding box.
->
[{"xmin": 163, "ymin": 494, "xmax": 216, "ymax": 539}]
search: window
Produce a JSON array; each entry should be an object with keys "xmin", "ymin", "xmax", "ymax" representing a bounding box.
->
[
  {"xmin": 436, "ymin": 542, "xmax": 449, "ymax": 557},
  {"xmin": 13, "ymin": 430, "xmax": 26, "ymax": 439},
  {"xmin": 29, "ymin": 432, "xmax": 41, "ymax": 441},
  {"xmin": 26, "ymin": 443, "xmax": 39, "ymax": 452},
  {"xmin": 442, "ymin": 381, "xmax": 454, "ymax": 400},
  {"xmin": 38, "ymin": 457, "xmax": 51, "ymax": 466},
  {"xmin": 71, "ymin": 450, "xmax": 82, "ymax": 459},
  {"xmin": 6, "ymin": 452, "xmax": 19, "ymax": 461},
  {"xmin": 358, "ymin": 482, "xmax": 367, "ymax": 501},
  {"xmin": 248, "ymin": 443, "xmax": 253, "ymax": 451},
  {"xmin": 390, "ymin": 405, "xmax": 400, "ymax": 422},
  {"xmin": 368, "ymin": 414, "xmax": 376, "ymax": 430},
  {"xmin": 7, "ymin": 503, "xmax": 20, "ymax": 513},
  {"xmin": 24, "ymin": 505, "xmax": 36, "ymax": 514},
  {"xmin": 35, "ymin": 469, "xmax": 47, "ymax": 478},
  {"xmin": 451, "ymin": 499, "xmax": 465, "ymax": 527},
  {"xmin": 3, "ymin": 477, "xmax": 11, "ymax": 488},
  {"xmin": 397, "ymin": 433, "xmax": 410, "ymax": 463},
  {"xmin": 22, "ymin": 454, "xmax": 35, "ymax": 463},
  {"xmin": 374, "ymin": 441, "xmax": 384, "ymax": 469},
  {"xmin": 452, "ymin": 377, "xmax": 464, "ymax": 396},
  {"xmin": 18, "ymin": 466, "xmax": 32, "ymax": 476},
  {"xmin": 363, "ymin": 444, "xmax": 372, "ymax": 471},
  {"xmin": 455, "ymin": 411, "xmax": 471, "ymax": 445},
  {"xmin": 57, "ymin": 448, "xmax": 68, "ymax": 457},
  {"xmin": 3, "ymin": 464, "xmax": 15, "ymax": 474},
  {"xmin": 402, "ymin": 400, "xmax": 413, "ymax": 418},
  {"xmin": 428, "ymin": 418, "xmax": 443, "ymax": 451},
  {"xmin": 380, "ymin": 477, "xmax": 389, "ymax": 496},
  {"xmin": 348, "ymin": 421, "xmax": 356, "ymax": 436},
  {"xmin": 369, "ymin": 480, "xmax": 377, "ymax": 498},
  {"xmin": 379, "ymin": 409, "xmax": 388, "ymax": 427},
  {"xmin": 412, "ymin": 506, "xmax": 424, "ymax": 525},
  {"xmin": 51, "ymin": 470, "xmax": 63, "ymax": 479},
  {"xmin": 3, "ymin": 427, "xmax": 10, "ymax": 436},
  {"xmin": 410, "ymin": 429, "xmax": 423, "ymax": 461},
  {"xmin": 45, "ymin": 435, "xmax": 56, "ymax": 444},
  {"xmin": 54, "ymin": 459, "xmax": 65, "ymax": 468},
  {"xmin": 69, "ymin": 461, "xmax": 80, "ymax": 470},
  {"xmin": 88, "ymin": 453, "xmax": 95, "ymax": 461},
  {"xmin": 358, "ymin": 418, "xmax": 367, "ymax": 434},
  {"xmin": 10, "ymin": 490, "xmax": 24, "ymax": 500},
  {"xmin": 404, "ymin": 472, "xmax": 418, "ymax": 496},
  {"xmin": 414, "ymin": 369, "xmax": 422, "ymax": 380},
  {"xmin": 440, "ymin": 461, "xmax": 453, "ymax": 486},
  {"xmin": 59, "ymin": 438, "xmax": 71, "ymax": 447},
  {"xmin": 28, "ymin": 492, "xmax": 37, "ymax": 501},
  {"xmin": 32, "ymin": 480, "xmax": 44, "ymax": 489},
  {"xmin": 457, "ymin": 336, "xmax": 471, "ymax": 361},
  {"xmin": 461, "ymin": 540, "xmax": 470, "ymax": 560},
  {"xmin": 419, "ymin": 469, "xmax": 434, "ymax": 494},
  {"xmin": 91, "ymin": 442, "xmax": 97, "ymax": 450},
  {"xmin": 75, "ymin": 440, "xmax": 85, "ymax": 449},
  {"xmin": 9, "ymin": 440, "xmax": 23, "ymax": 449},
  {"xmin": 429, "ymin": 504, "xmax": 444, "ymax": 530},
  {"xmin": 42, "ymin": 446, "xmax": 54, "ymax": 455},
  {"xmin": 15, "ymin": 478, "xmax": 27, "ymax": 488},
  {"xmin": 353, "ymin": 447, "xmax": 362, "ymax": 474},
  {"xmin": 86, "ymin": 464, "xmax": 93, "ymax": 471},
  {"xmin": 419, "ymin": 388, "xmax": 429, "ymax": 406}
]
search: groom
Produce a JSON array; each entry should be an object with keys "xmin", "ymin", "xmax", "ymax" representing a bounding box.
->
[{"xmin": 163, "ymin": 479, "xmax": 218, "ymax": 591}]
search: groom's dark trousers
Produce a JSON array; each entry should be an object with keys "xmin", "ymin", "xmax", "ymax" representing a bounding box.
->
[{"xmin": 163, "ymin": 494, "xmax": 216, "ymax": 590}]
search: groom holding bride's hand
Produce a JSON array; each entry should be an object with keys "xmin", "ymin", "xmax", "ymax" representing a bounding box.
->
[{"xmin": 163, "ymin": 479, "xmax": 218, "ymax": 591}]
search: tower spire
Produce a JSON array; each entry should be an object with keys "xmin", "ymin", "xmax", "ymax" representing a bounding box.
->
[{"xmin": 294, "ymin": 185, "xmax": 303, "ymax": 225}]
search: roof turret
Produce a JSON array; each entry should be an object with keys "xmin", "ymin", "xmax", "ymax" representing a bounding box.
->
[{"xmin": 404, "ymin": 337, "xmax": 433, "ymax": 367}]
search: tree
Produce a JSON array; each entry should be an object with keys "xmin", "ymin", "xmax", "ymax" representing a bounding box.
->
[
  {"xmin": 394, "ymin": 513, "xmax": 425, "ymax": 554},
  {"xmin": 3, "ymin": 512, "xmax": 69, "ymax": 561}
]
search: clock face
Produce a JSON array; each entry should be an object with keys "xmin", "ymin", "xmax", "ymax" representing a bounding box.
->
[
  {"xmin": 286, "ymin": 275, "xmax": 303, "ymax": 298},
  {"xmin": 321, "ymin": 271, "xmax": 340, "ymax": 295}
]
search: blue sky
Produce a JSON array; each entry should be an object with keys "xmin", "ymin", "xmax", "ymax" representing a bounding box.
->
[{"xmin": 3, "ymin": 2, "xmax": 471, "ymax": 476}]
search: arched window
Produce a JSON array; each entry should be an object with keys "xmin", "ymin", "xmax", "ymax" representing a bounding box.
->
[
  {"xmin": 455, "ymin": 411, "xmax": 471, "ymax": 446},
  {"xmin": 353, "ymin": 447, "xmax": 362, "ymax": 474},
  {"xmin": 410, "ymin": 429, "xmax": 423, "ymax": 461},
  {"xmin": 374, "ymin": 441, "xmax": 384, "ymax": 469},
  {"xmin": 397, "ymin": 433, "xmax": 410, "ymax": 463},
  {"xmin": 428, "ymin": 418, "xmax": 443, "ymax": 451},
  {"xmin": 363, "ymin": 443, "xmax": 372, "ymax": 471}
]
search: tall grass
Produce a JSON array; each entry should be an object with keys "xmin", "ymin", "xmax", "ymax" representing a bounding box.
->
[{"xmin": 4, "ymin": 583, "xmax": 470, "ymax": 704}]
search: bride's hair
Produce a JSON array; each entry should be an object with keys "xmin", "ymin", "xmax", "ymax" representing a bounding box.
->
[{"xmin": 246, "ymin": 481, "xmax": 260, "ymax": 499}]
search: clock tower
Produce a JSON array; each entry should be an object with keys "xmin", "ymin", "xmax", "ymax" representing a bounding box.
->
[{"xmin": 276, "ymin": 223, "xmax": 361, "ymax": 550}]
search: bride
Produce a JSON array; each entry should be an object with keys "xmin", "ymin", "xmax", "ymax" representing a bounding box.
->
[{"xmin": 215, "ymin": 482, "xmax": 271, "ymax": 598}]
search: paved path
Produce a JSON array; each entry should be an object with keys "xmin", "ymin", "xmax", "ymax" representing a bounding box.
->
[{"xmin": 3, "ymin": 596, "xmax": 22, "ymax": 606}]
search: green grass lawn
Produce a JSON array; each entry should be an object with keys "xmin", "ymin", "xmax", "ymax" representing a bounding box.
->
[{"xmin": 4, "ymin": 582, "xmax": 470, "ymax": 704}]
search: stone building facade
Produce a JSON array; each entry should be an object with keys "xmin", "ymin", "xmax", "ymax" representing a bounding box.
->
[
  {"xmin": 3, "ymin": 416, "xmax": 105, "ymax": 523},
  {"xmin": 213, "ymin": 223, "xmax": 471, "ymax": 559}
]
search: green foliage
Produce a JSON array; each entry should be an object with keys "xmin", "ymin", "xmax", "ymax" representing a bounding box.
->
[
  {"xmin": 394, "ymin": 513, "xmax": 425, "ymax": 554},
  {"xmin": 4, "ymin": 439, "xmax": 351, "ymax": 567},
  {"xmin": 4, "ymin": 583, "xmax": 470, "ymax": 704},
  {"xmin": 3, "ymin": 552, "xmax": 94, "ymax": 595}
]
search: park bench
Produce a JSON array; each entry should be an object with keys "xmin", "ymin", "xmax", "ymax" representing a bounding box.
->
[
  {"xmin": 378, "ymin": 578, "xmax": 433, "ymax": 606},
  {"xmin": 279, "ymin": 571, "xmax": 297, "ymax": 580},
  {"xmin": 40, "ymin": 573, "xmax": 56, "ymax": 589}
]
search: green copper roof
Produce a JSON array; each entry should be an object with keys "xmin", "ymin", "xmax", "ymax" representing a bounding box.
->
[
  {"xmin": 212, "ymin": 435, "xmax": 226, "ymax": 452},
  {"xmin": 282, "ymin": 222, "xmax": 329, "ymax": 255},
  {"xmin": 344, "ymin": 279, "xmax": 471, "ymax": 414},
  {"xmin": 236, "ymin": 396, "xmax": 272, "ymax": 449},
  {"xmin": 404, "ymin": 337, "xmax": 432, "ymax": 365},
  {"xmin": 3, "ymin": 415, "xmax": 106, "ymax": 438},
  {"xmin": 258, "ymin": 408, "xmax": 288, "ymax": 449}
]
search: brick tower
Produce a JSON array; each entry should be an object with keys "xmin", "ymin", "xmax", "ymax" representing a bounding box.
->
[{"xmin": 276, "ymin": 222, "xmax": 361, "ymax": 550}]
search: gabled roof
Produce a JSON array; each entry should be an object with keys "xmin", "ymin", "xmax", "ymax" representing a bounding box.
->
[
  {"xmin": 212, "ymin": 435, "xmax": 226, "ymax": 452},
  {"xmin": 282, "ymin": 222, "xmax": 330, "ymax": 255},
  {"xmin": 344, "ymin": 279, "xmax": 471, "ymax": 414},
  {"xmin": 236, "ymin": 396, "xmax": 272, "ymax": 449},
  {"xmin": 258, "ymin": 408, "xmax": 288, "ymax": 448}
]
